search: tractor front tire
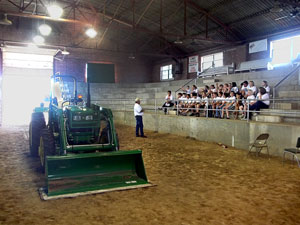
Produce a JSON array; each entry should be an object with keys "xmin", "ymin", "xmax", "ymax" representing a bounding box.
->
[
  {"xmin": 39, "ymin": 128, "xmax": 56, "ymax": 172},
  {"xmin": 29, "ymin": 112, "xmax": 46, "ymax": 157}
]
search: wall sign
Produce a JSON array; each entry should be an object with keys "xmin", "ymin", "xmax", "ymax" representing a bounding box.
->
[
  {"xmin": 249, "ymin": 39, "xmax": 268, "ymax": 54},
  {"xmin": 188, "ymin": 55, "xmax": 199, "ymax": 73}
]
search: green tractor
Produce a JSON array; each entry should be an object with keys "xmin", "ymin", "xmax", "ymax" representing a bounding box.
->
[{"xmin": 29, "ymin": 75, "xmax": 152, "ymax": 200}]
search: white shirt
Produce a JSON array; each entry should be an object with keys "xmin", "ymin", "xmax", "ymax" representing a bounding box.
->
[
  {"xmin": 186, "ymin": 89, "xmax": 191, "ymax": 94},
  {"xmin": 247, "ymin": 95, "xmax": 256, "ymax": 104},
  {"xmin": 257, "ymin": 93, "xmax": 270, "ymax": 105},
  {"xmin": 134, "ymin": 103, "xmax": 143, "ymax": 116},
  {"xmin": 202, "ymin": 97, "xmax": 208, "ymax": 106},
  {"xmin": 241, "ymin": 85, "xmax": 248, "ymax": 93},
  {"xmin": 263, "ymin": 86, "xmax": 270, "ymax": 93},
  {"xmin": 228, "ymin": 96, "xmax": 236, "ymax": 103},
  {"xmin": 165, "ymin": 94, "xmax": 173, "ymax": 102},
  {"xmin": 249, "ymin": 86, "xmax": 257, "ymax": 94},
  {"xmin": 192, "ymin": 89, "xmax": 198, "ymax": 94},
  {"xmin": 231, "ymin": 86, "xmax": 239, "ymax": 93}
]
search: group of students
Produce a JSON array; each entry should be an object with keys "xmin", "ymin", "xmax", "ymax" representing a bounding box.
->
[{"xmin": 162, "ymin": 80, "xmax": 271, "ymax": 119}]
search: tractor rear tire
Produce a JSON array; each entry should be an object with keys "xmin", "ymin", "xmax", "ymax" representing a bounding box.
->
[
  {"xmin": 39, "ymin": 128, "xmax": 56, "ymax": 172},
  {"xmin": 29, "ymin": 112, "xmax": 46, "ymax": 157}
]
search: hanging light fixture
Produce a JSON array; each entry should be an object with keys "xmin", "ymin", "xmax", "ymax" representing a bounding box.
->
[
  {"xmin": 85, "ymin": 28, "xmax": 97, "ymax": 38},
  {"xmin": 47, "ymin": 4, "xmax": 63, "ymax": 19},
  {"xmin": 39, "ymin": 24, "xmax": 52, "ymax": 36},
  {"xmin": 61, "ymin": 47, "xmax": 70, "ymax": 55},
  {"xmin": 33, "ymin": 35, "xmax": 45, "ymax": 45}
]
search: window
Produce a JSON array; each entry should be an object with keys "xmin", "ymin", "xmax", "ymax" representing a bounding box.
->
[
  {"xmin": 270, "ymin": 35, "xmax": 300, "ymax": 66},
  {"xmin": 201, "ymin": 52, "xmax": 223, "ymax": 71},
  {"xmin": 160, "ymin": 64, "xmax": 173, "ymax": 80}
]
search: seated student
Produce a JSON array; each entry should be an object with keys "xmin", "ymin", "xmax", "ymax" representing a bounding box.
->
[
  {"xmin": 218, "ymin": 83, "xmax": 224, "ymax": 93},
  {"xmin": 210, "ymin": 84, "xmax": 217, "ymax": 93},
  {"xmin": 181, "ymin": 94, "xmax": 192, "ymax": 116},
  {"xmin": 249, "ymin": 87, "xmax": 269, "ymax": 118},
  {"xmin": 162, "ymin": 90, "xmax": 174, "ymax": 113},
  {"xmin": 240, "ymin": 90, "xmax": 255, "ymax": 119},
  {"xmin": 192, "ymin": 85, "xmax": 198, "ymax": 94},
  {"xmin": 223, "ymin": 83, "xmax": 230, "ymax": 94},
  {"xmin": 204, "ymin": 85, "xmax": 210, "ymax": 93},
  {"xmin": 211, "ymin": 92, "xmax": 219, "ymax": 117},
  {"xmin": 248, "ymin": 81, "xmax": 257, "ymax": 95},
  {"xmin": 178, "ymin": 93, "xmax": 186, "ymax": 114},
  {"xmin": 190, "ymin": 93, "xmax": 200, "ymax": 116},
  {"xmin": 231, "ymin": 82, "xmax": 239, "ymax": 93},
  {"xmin": 241, "ymin": 81, "xmax": 249, "ymax": 94},
  {"xmin": 197, "ymin": 92, "xmax": 208, "ymax": 116},
  {"xmin": 221, "ymin": 91, "xmax": 236, "ymax": 119},
  {"xmin": 215, "ymin": 92, "xmax": 225, "ymax": 118},
  {"xmin": 194, "ymin": 93, "xmax": 202, "ymax": 117},
  {"xmin": 181, "ymin": 85, "xmax": 191, "ymax": 94},
  {"xmin": 262, "ymin": 80, "xmax": 270, "ymax": 93},
  {"xmin": 174, "ymin": 93, "xmax": 183, "ymax": 109},
  {"xmin": 234, "ymin": 93, "xmax": 242, "ymax": 119}
]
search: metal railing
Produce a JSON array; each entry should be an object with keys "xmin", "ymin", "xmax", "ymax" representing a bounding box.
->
[
  {"xmin": 273, "ymin": 63, "xmax": 300, "ymax": 108},
  {"xmin": 92, "ymin": 98, "xmax": 300, "ymax": 123}
]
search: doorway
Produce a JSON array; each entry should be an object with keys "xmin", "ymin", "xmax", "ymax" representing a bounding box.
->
[{"xmin": 1, "ymin": 47, "xmax": 55, "ymax": 125}]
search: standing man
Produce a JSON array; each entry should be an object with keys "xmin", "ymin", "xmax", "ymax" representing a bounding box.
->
[{"xmin": 134, "ymin": 98, "xmax": 147, "ymax": 138}]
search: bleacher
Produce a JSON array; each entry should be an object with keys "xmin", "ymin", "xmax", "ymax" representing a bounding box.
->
[
  {"xmin": 235, "ymin": 58, "xmax": 272, "ymax": 73},
  {"xmin": 89, "ymin": 64, "xmax": 300, "ymax": 124}
]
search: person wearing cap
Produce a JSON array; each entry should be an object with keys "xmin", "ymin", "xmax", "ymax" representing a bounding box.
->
[{"xmin": 134, "ymin": 98, "xmax": 147, "ymax": 138}]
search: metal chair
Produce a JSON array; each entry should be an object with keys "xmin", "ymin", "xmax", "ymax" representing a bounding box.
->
[
  {"xmin": 283, "ymin": 137, "xmax": 300, "ymax": 167},
  {"xmin": 248, "ymin": 133, "xmax": 270, "ymax": 157}
]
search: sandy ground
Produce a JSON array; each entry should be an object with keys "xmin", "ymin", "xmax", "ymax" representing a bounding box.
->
[{"xmin": 1, "ymin": 124, "xmax": 300, "ymax": 225}]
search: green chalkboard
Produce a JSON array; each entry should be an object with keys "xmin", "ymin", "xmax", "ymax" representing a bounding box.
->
[{"xmin": 86, "ymin": 63, "xmax": 115, "ymax": 83}]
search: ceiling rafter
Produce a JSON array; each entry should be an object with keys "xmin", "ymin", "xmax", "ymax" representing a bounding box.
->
[{"xmin": 277, "ymin": 0, "xmax": 300, "ymax": 8}]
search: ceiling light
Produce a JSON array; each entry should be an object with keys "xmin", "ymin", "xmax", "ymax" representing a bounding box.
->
[
  {"xmin": 0, "ymin": 14, "xmax": 12, "ymax": 26},
  {"xmin": 47, "ymin": 4, "xmax": 63, "ymax": 19},
  {"xmin": 129, "ymin": 54, "xmax": 135, "ymax": 59},
  {"xmin": 174, "ymin": 37, "xmax": 183, "ymax": 44},
  {"xmin": 270, "ymin": 5, "xmax": 283, "ymax": 13},
  {"xmin": 33, "ymin": 35, "xmax": 45, "ymax": 45},
  {"xmin": 39, "ymin": 24, "xmax": 52, "ymax": 36},
  {"xmin": 85, "ymin": 28, "xmax": 97, "ymax": 38},
  {"xmin": 61, "ymin": 47, "xmax": 69, "ymax": 55}
]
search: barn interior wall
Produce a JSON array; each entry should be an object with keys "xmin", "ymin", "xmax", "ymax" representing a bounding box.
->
[
  {"xmin": 54, "ymin": 49, "xmax": 153, "ymax": 83},
  {"xmin": 151, "ymin": 41, "xmax": 271, "ymax": 83}
]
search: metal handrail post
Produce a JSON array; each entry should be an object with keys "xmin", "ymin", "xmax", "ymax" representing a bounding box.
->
[
  {"xmin": 273, "ymin": 88, "xmax": 275, "ymax": 109},
  {"xmin": 177, "ymin": 100, "xmax": 179, "ymax": 116},
  {"xmin": 247, "ymin": 100, "xmax": 249, "ymax": 123}
]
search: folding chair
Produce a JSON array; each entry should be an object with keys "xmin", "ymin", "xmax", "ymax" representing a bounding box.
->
[
  {"xmin": 283, "ymin": 137, "xmax": 300, "ymax": 167},
  {"xmin": 248, "ymin": 133, "xmax": 270, "ymax": 157}
]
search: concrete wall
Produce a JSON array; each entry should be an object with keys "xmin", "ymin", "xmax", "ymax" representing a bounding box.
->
[
  {"xmin": 0, "ymin": 49, "xmax": 2, "ymax": 126},
  {"xmin": 113, "ymin": 111, "xmax": 300, "ymax": 157}
]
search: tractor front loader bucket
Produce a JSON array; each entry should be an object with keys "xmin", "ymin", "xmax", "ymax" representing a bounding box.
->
[{"xmin": 39, "ymin": 150, "xmax": 153, "ymax": 200}]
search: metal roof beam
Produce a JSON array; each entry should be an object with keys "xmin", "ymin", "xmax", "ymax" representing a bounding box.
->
[
  {"xmin": 136, "ymin": 0, "xmax": 155, "ymax": 26},
  {"xmin": 186, "ymin": 0, "xmax": 241, "ymax": 40}
]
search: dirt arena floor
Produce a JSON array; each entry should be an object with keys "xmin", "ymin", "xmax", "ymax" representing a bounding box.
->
[{"xmin": 1, "ymin": 124, "xmax": 300, "ymax": 225}]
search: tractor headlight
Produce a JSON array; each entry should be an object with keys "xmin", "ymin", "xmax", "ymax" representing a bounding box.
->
[
  {"xmin": 73, "ymin": 115, "xmax": 81, "ymax": 121},
  {"xmin": 85, "ymin": 115, "xmax": 93, "ymax": 120}
]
